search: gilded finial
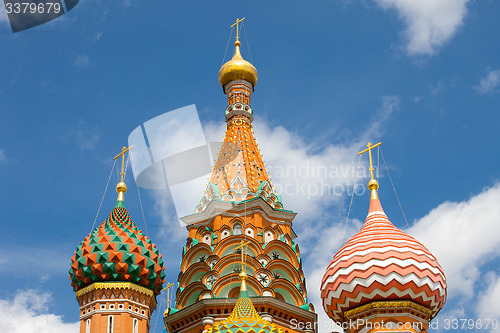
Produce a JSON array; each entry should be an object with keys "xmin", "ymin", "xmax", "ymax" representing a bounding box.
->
[
  {"xmin": 358, "ymin": 142, "xmax": 381, "ymax": 200},
  {"xmin": 235, "ymin": 240, "xmax": 251, "ymax": 291},
  {"xmin": 113, "ymin": 145, "xmax": 134, "ymax": 202}
]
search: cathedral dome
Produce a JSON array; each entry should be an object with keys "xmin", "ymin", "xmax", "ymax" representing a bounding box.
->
[
  {"xmin": 207, "ymin": 273, "xmax": 282, "ymax": 333},
  {"xmin": 69, "ymin": 201, "xmax": 166, "ymax": 296},
  {"xmin": 218, "ymin": 40, "xmax": 258, "ymax": 89},
  {"xmin": 320, "ymin": 185, "xmax": 447, "ymax": 322}
]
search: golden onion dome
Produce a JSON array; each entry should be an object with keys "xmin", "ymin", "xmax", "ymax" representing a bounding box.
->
[{"xmin": 218, "ymin": 40, "xmax": 258, "ymax": 89}]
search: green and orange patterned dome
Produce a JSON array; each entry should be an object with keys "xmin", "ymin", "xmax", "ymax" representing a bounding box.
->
[
  {"xmin": 69, "ymin": 201, "xmax": 166, "ymax": 296},
  {"xmin": 207, "ymin": 273, "xmax": 283, "ymax": 333}
]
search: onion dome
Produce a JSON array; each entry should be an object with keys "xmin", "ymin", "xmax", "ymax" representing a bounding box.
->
[
  {"xmin": 218, "ymin": 40, "xmax": 258, "ymax": 89},
  {"xmin": 207, "ymin": 272, "xmax": 282, "ymax": 333},
  {"xmin": 321, "ymin": 163, "xmax": 446, "ymax": 322},
  {"xmin": 69, "ymin": 152, "xmax": 166, "ymax": 296}
]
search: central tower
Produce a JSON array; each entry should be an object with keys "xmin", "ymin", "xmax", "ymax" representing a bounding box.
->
[{"xmin": 164, "ymin": 19, "xmax": 317, "ymax": 333}]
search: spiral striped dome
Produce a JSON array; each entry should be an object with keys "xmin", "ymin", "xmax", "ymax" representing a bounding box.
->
[
  {"xmin": 321, "ymin": 196, "xmax": 447, "ymax": 322},
  {"xmin": 69, "ymin": 201, "xmax": 166, "ymax": 296}
]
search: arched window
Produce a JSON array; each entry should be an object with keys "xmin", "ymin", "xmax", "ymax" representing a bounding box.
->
[
  {"xmin": 233, "ymin": 224, "xmax": 242, "ymax": 235},
  {"xmin": 202, "ymin": 233, "xmax": 211, "ymax": 245},
  {"xmin": 228, "ymin": 286, "xmax": 240, "ymax": 298},
  {"xmin": 107, "ymin": 315, "xmax": 113, "ymax": 333},
  {"xmin": 245, "ymin": 227, "xmax": 254, "ymax": 238},
  {"xmin": 133, "ymin": 318, "xmax": 138, "ymax": 333},
  {"xmin": 264, "ymin": 230, "xmax": 274, "ymax": 243},
  {"xmin": 275, "ymin": 292, "xmax": 285, "ymax": 302},
  {"xmin": 86, "ymin": 319, "xmax": 91, "ymax": 333},
  {"xmin": 220, "ymin": 228, "xmax": 230, "ymax": 240}
]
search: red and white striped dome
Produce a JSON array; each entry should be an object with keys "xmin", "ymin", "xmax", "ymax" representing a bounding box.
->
[{"xmin": 321, "ymin": 195, "xmax": 447, "ymax": 322}]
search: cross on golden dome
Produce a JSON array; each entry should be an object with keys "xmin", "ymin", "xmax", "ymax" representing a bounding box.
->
[
  {"xmin": 113, "ymin": 145, "xmax": 133, "ymax": 201},
  {"xmin": 230, "ymin": 17, "xmax": 245, "ymax": 41},
  {"xmin": 358, "ymin": 142, "xmax": 381, "ymax": 199},
  {"xmin": 218, "ymin": 18, "xmax": 258, "ymax": 88}
]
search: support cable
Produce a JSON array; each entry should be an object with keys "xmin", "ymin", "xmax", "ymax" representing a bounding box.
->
[
  {"xmin": 339, "ymin": 155, "xmax": 362, "ymax": 249},
  {"xmin": 380, "ymin": 149, "xmax": 410, "ymax": 228},
  {"xmin": 91, "ymin": 159, "xmax": 117, "ymax": 231},
  {"xmin": 136, "ymin": 181, "xmax": 149, "ymax": 236},
  {"xmin": 152, "ymin": 292, "xmax": 165, "ymax": 333},
  {"xmin": 221, "ymin": 28, "xmax": 234, "ymax": 67},
  {"xmin": 242, "ymin": 22, "xmax": 253, "ymax": 63}
]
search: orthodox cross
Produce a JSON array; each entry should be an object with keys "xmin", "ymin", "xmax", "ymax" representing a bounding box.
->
[
  {"xmin": 358, "ymin": 142, "xmax": 381, "ymax": 181},
  {"xmin": 113, "ymin": 145, "xmax": 134, "ymax": 183},
  {"xmin": 235, "ymin": 240, "xmax": 251, "ymax": 274},
  {"xmin": 163, "ymin": 282, "xmax": 175, "ymax": 309},
  {"xmin": 231, "ymin": 17, "xmax": 246, "ymax": 41}
]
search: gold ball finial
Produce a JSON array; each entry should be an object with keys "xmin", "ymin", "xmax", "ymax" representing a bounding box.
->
[
  {"xmin": 368, "ymin": 179, "xmax": 379, "ymax": 200},
  {"xmin": 116, "ymin": 181, "xmax": 127, "ymax": 193},
  {"xmin": 116, "ymin": 181, "xmax": 127, "ymax": 201},
  {"xmin": 235, "ymin": 40, "xmax": 241, "ymax": 47},
  {"xmin": 367, "ymin": 179, "xmax": 379, "ymax": 191},
  {"xmin": 239, "ymin": 271, "xmax": 248, "ymax": 292}
]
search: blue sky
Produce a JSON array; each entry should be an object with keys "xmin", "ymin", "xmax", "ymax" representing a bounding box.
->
[{"xmin": 1, "ymin": 0, "xmax": 500, "ymax": 332}]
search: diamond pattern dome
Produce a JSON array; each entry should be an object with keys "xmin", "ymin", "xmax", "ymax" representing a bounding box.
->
[
  {"xmin": 69, "ymin": 202, "xmax": 166, "ymax": 296},
  {"xmin": 207, "ymin": 289, "xmax": 282, "ymax": 333}
]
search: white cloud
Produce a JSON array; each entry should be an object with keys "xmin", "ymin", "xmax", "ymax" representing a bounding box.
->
[
  {"xmin": 477, "ymin": 273, "xmax": 500, "ymax": 331},
  {"xmin": 151, "ymin": 190, "xmax": 189, "ymax": 241},
  {"xmin": 0, "ymin": 290, "xmax": 78, "ymax": 333},
  {"xmin": 430, "ymin": 80, "xmax": 444, "ymax": 95},
  {"xmin": 0, "ymin": 149, "xmax": 6, "ymax": 163},
  {"xmin": 74, "ymin": 54, "xmax": 89, "ymax": 67},
  {"xmin": 475, "ymin": 70, "xmax": 500, "ymax": 95},
  {"xmin": 409, "ymin": 183, "xmax": 500, "ymax": 300},
  {"xmin": 303, "ymin": 219, "xmax": 363, "ymax": 333},
  {"xmin": 374, "ymin": 0, "xmax": 470, "ymax": 55},
  {"xmin": 252, "ymin": 95, "xmax": 398, "ymax": 220},
  {"xmin": 75, "ymin": 120, "xmax": 99, "ymax": 150}
]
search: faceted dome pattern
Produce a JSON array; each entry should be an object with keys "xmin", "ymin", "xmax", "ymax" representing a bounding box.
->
[
  {"xmin": 207, "ymin": 290, "xmax": 282, "ymax": 333},
  {"xmin": 69, "ymin": 203, "xmax": 166, "ymax": 295},
  {"xmin": 321, "ymin": 199, "xmax": 447, "ymax": 322}
]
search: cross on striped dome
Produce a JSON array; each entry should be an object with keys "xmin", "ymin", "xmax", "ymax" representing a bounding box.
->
[{"xmin": 320, "ymin": 196, "xmax": 447, "ymax": 322}]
